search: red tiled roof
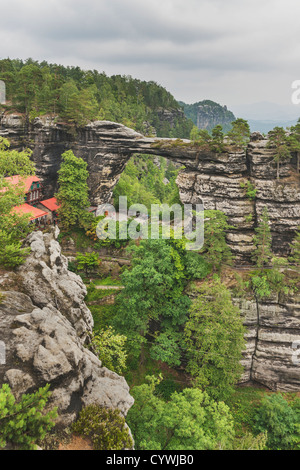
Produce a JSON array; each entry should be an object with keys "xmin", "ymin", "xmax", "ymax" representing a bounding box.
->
[
  {"xmin": 13, "ymin": 203, "xmax": 48, "ymax": 220},
  {"xmin": 2, "ymin": 175, "xmax": 41, "ymax": 193},
  {"xmin": 39, "ymin": 197, "xmax": 60, "ymax": 212}
]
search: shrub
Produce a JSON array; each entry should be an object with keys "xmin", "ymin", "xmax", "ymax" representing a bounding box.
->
[
  {"xmin": 253, "ymin": 394, "xmax": 300, "ymax": 450},
  {"xmin": 0, "ymin": 384, "xmax": 57, "ymax": 450},
  {"xmin": 72, "ymin": 405, "xmax": 133, "ymax": 450}
]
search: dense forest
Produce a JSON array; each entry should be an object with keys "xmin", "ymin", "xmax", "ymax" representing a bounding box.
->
[{"xmin": 0, "ymin": 58, "xmax": 193, "ymax": 138}]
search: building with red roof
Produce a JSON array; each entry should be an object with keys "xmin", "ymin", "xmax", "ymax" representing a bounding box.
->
[
  {"xmin": 3, "ymin": 175, "xmax": 43, "ymax": 205},
  {"xmin": 39, "ymin": 197, "xmax": 60, "ymax": 212},
  {"xmin": 13, "ymin": 203, "xmax": 48, "ymax": 222}
]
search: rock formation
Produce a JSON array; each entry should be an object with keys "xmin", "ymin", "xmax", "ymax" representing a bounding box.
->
[
  {"xmin": 0, "ymin": 228, "xmax": 134, "ymax": 427},
  {"xmin": 1, "ymin": 115, "xmax": 299, "ymax": 263},
  {"xmin": 0, "ymin": 115, "xmax": 300, "ymax": 392},
  {"xmin": 235, "ymin": 292, "xmax": 300, "ymax": 392}
]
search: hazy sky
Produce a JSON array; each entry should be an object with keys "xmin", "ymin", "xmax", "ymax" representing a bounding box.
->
[{"xmin": 1, "ymin": 0, "xmax": 300, "ymax": 113}]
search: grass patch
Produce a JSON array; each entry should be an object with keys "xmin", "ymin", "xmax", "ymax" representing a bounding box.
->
[{"xmin": 92, "ymin": 276, "xmax": 123, "ymax": 286}]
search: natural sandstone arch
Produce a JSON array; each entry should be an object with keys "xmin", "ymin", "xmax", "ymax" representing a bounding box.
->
[{"xmin": 0, "ymin": 116, "xmax": 299, "ymax": 261}]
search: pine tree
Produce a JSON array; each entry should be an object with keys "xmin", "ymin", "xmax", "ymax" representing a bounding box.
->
[
  {"xmin": 288, "ymin": 119, "xmax": 300, "ymax": 172},
  {"xmin": 228, "ymin": 118, "xmax": 250, "ymax": 149},
  {"xmin": 267, "ymin": 127, "xmax": 291, "ymax": 180},
  {"xmin": 252, "ymin": 207, "xmax": 273, "ymax": 267},
  {"xmin": 210, "ymin": 125, "xmax": 225, "ymax": 153},
  {"xmin": 289, "ymin": 230, "xmax": 300, "ymax": 266}
]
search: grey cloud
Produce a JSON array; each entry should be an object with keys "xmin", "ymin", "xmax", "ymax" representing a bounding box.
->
[{"xmin": 0, "ymin": 0, "xmax": 300, "ymax": 105}]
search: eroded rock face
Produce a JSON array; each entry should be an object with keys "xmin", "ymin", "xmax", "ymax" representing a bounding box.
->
[
  {"xmin": 1, "ymin": 116, "xmax": 299, "ymax": 263},
  {"xmin": 0, "ymin": 229, "xmax": 134, "ymax": 427},
  {"xmin": 16, "ymin": 227, "xmax": 93, "ymax": 339},
  {"xmin": 234, "ymin": 293, "xmax": 300, "ymax": 392}
]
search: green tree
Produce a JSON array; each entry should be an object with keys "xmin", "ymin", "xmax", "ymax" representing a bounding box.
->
[
  {"xmin": 56, "ymin": 150, "xmax": 91, "ymax": 230},
  {"xmin": 289, "ymin": 230, "xmax": 300, "ymax": 266},
  {"xmin": 252, "ymin": 207, "xmax": 272, "ymax": 268},
  {"xmin": 75, "ymin": 251, "xmax": 100, "ymax": 275},
  {"xmin": 0, "ymin": 384, "xmax": 57, "ymax": 450},
  {"xmin": 0, "ymin": 137, "xmax": 35, "ymax": 267},
  {"xmin": 184, "ymin": 277, "xmax": 246, "ymax": 401},
  {"xmin": 126, "ymin": 376, "xmax": 235, "ymax": 450},
  {"xmin": 89, "ymin": 327, "xmax": 127, "ymax": 375},
  {"xmin": 253, "ymin": 394, "xmax": 300, "ymax": 450},
  {"xmin": 210, "ymin": 125, "xmax": 225, "ymax": 153},
  {"xmin": 267, "ymin": 127, "xmax": 291, "ymax": 180},
  {"xmin": 227, "ymin": 118, "xmax": 250, "ymax": 149},
  {"xmin": 200, "ymin": 210, "xmax": 233, "ymax": 271},
  {"xmin": 113, "ymin": 239, "xmax": 191, "ymax": 364},
  {"xmin": 288, "ymin": 118, "xmax": 300, "ymax": 172}
]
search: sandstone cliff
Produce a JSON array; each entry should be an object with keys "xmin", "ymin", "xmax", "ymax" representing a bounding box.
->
[
  {"xmin": 1, "ymin": 115, "xmax": 299, "ymax": 263},
  {"xmin": 0, "ymin": 228, "xmax": 134, "ymax": 428},
  {"xmin": 1, "ymin": 115, "xmax": 300, "ymax": 392}
]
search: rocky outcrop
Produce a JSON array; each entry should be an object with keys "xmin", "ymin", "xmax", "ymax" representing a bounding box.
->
[
  {"xmin": 1, "ymin": 115, "xmax": 299, "ymax": 263},
  {"xmin": 17, "ymin": 227, "xmax": 93, "ymax": 340},
  {"xmin": 235, "ymin": 291, "xmax": 300, "ymax": 392},
  {"xmin": 0, "ymin": 228, "xmax": 134, "ymax": 427}
]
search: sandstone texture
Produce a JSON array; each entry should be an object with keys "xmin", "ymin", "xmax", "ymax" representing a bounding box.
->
[
  {"xmin": 1, "ymin": 116, "xmax": 300, "ymax": 392},
  {"xmin": 234, "ymin": 293, "xmax": 300, "ymax": 392},
  {"xmin": 0, "ymin": 228, "xmax": 134, "ymax": 427},
  {"xmin": 1, "ymin": 116, "xmax": 299, "ymax": 262}
]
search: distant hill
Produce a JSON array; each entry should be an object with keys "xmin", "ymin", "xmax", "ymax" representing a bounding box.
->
[
  {"xmin": 0, "ymin": 58, "xmax": 194, "ymax": 139},
  {"xmin": 179, "ymin": 100, "xmax": 236, "ymax": 133},
  {"xmin": 248, "ymin": 119, "xmax": 298, "ymax": 134}
]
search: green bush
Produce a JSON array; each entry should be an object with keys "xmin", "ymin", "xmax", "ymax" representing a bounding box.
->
[
  {"xmin": 72, "ymin": 405, "xmax": 133, "ymax": 450},
  {"xmin": 253, "ymin": 394, "xmax": 300, "ymax": 450},
  {"xmin": 0, "ymin": 384, "xmax": 57, "ymax": 450}
]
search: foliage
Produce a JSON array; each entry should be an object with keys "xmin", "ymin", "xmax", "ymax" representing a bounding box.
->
[
  {"xmin": 184, "ymin": 277, "xmax": 246, "ymax": 401},
  {"xmin": 72, "ymin": 405, "xmax": 133, "ymax": 450},
  {"xmin": 289, "ymin": 230, "xmax": 300, "ymax": 266},
  {"xmin": 0, "ymin": 384, "xmax": 57, "ymax": 450},
  {"xmin": 0, "ymin": 58, "xmax": 193, "ymax": 137},
  {"xmin": 88, "ymin": 327, "xmax": 128, "ymax": 375},
  {"xmin": 200, "ymin": 210, "xmax": 233, "ymax": 271},
  {"xmin": 113, "ymin": 239, "xmax": 192, "ymax": 364},
  {"xmin": 232, "ymin": 272, "xmax": 251, "ymax": 298},
  {"xmin": 210, "ymin": 125, "xmax": 225, "ymax": 153},
  {"xmin": 267, "ymin": 127, "xmax": 291, "ymax": 179},
  {"xmin": 56, "ymin": 150, "xmax": 92, "ymax": 230},
  {"xmin": 0, "ymin": 137, "xmax": 36, "ymax": 267},
  {"xmin": 240, "ymin": 180, "xmax": 257, "ymax": 200},
  {"xmin": 183, "ymin": 251, "xmax": 212, "ymax": 279},
  {"xmin": 251, "ymin": 257, "xmax": 290, "ymax": 299},
  {"xmin": 253, "ymin": 394, "xmax": 300, "ymax": 450},
  {"xmin": 288, "ymin": 118, "xmax": 300, "ymax": 171},
  {"xmin": 230, "ymin": 431, "xmax": 267, "ymax": 450},
  {"xmin": 227, "ymin": 118, "xmax": 250, "ymax": 149},
  {"xmin": 126, "ymin": 376, "xmax": 235, "ymax": 450},
  {"xmin": 75, "ymin": 251, "xmax": 100, "ymax": 275},
  {"xmin": 252, "ymin": 207, "xmax": 273, "ymax": 268},
  {"xmin": 113, "ymin": 155, "xmax": 181, "ymax": 211}
]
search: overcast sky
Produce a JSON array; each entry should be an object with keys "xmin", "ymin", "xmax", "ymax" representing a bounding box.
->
[{"xmin": 1, "ymin": 0, "xmax": 300, "ymax": 116}]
